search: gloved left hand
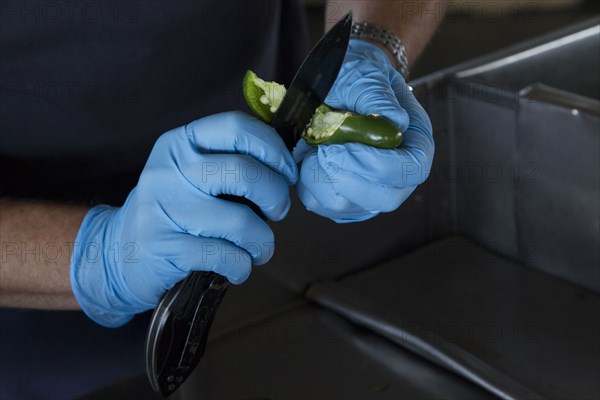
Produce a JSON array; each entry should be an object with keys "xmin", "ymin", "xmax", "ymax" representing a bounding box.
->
[
  {"xmin": 70, "ymin": 112, "xmax": 297, "ymax": 327},
  {"xmin": 294, "ymin": 39, "xmax": 434, "ymax": 223}
]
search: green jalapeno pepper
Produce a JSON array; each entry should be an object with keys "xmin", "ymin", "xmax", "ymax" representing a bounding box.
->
[
  {"xmin": 302, "ymin": 104, "xmax": 402, "ymax": 149},
  {"xmin": 242, "ymin": 70, "xmax": 403, "ymax": 149},
  {"xmin": 242, "ymin": 70, "xmax": 286, "ymax": 124}
]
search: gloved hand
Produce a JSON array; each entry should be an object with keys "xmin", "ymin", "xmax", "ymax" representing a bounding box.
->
[
  {"xmin": 70, "ymin": 111, "xmax": 297, "ymax": 327},
  {"xmin": 294, "ymin": 39, "xmax": 434, "ymax": 223}
]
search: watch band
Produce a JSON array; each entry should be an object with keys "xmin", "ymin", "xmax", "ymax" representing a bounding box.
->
[{"xmin": 350, "ymin": 22, "xmax": 410, "ymax": 80}]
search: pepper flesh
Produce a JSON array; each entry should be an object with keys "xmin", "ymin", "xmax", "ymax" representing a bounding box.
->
[
  {"xmin": 242, "ymin": 70, "xmax": 403, "ymax": 149},
  {"xmin": 242, "ymin": 70, "xmax": 286, "ymax": 124}
]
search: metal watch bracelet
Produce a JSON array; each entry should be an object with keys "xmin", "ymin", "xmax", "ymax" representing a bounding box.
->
[{"xmin": 350, "ymin": 22, "xmax": 410, "ymax": 80}]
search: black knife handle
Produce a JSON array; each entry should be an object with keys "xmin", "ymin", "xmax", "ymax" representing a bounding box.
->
[
  {"xmin": 146, "ymin": 271, "xmax": 230, "ymax": 397},
  {"xmin": 218, "ymin": 194, "xmax": 265, "ymax": 219},
  {"xmin": 146, "ymin": 193, "xmax": 265, "ymax": 397}
]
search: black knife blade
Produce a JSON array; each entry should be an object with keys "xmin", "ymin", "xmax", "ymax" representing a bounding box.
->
[
  {"xmin": 271, "ymin": 11, "xmax": 352, "ymax": 150},
  {"xmin": 145, "ymin": 12, "xmax": 353, "ymax": 398}
]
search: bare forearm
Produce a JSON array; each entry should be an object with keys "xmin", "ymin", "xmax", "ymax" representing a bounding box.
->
[
  {"xmin": 326, "ymin": 0, "xmax": 448, "ymax": 65},
  {"xmin": 0, "ymin": 200, "xmax": 89, "ymax": 309}
]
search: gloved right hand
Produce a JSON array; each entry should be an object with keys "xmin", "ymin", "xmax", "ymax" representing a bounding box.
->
[
  {"xmin": 294, "ymin": 39, "xmax": 434, "ymax": 223},
  {"xmin": 70, "ymin": 111, "xmax": 297, "ymax": 328}
]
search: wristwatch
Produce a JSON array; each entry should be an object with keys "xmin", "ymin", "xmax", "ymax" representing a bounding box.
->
[{"xmin": 351, "ymin": 22, "xmax": 410, "ymax": 80}]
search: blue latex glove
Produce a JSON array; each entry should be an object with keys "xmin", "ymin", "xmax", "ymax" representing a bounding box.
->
[
  {"xmin": 70, "ymin": 111, "xmax": 297, "ymax": 327},
  {"xmin": 294, "ymin": 39, "xmax": 434, "ymax": 223}
]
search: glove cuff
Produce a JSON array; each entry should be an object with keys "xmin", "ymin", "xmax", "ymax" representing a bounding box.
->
[
  {"xmin": 348, "ymin": 38, "xmax": 397, "ymax": 71},
  {"xmin": 70, "ymin": 205, "xmax": 149, "ymax": 328}
]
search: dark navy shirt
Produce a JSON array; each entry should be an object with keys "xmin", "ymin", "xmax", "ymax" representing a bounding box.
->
[{"xmin": 0, "ymin": 1, "xmax": 309, "ymax": 398}]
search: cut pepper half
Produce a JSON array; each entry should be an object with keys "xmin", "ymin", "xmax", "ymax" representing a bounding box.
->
[
  {"xmin": 302, "ymin": 104, "xmax": 402, "ymax": 149},
  {"xmin": 242, "ymin": 70, "xmax": 403, "ymax": 149},
  {"xmin": 242, "ymin": 70, "xmax": 286, "ymax": 124}
]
